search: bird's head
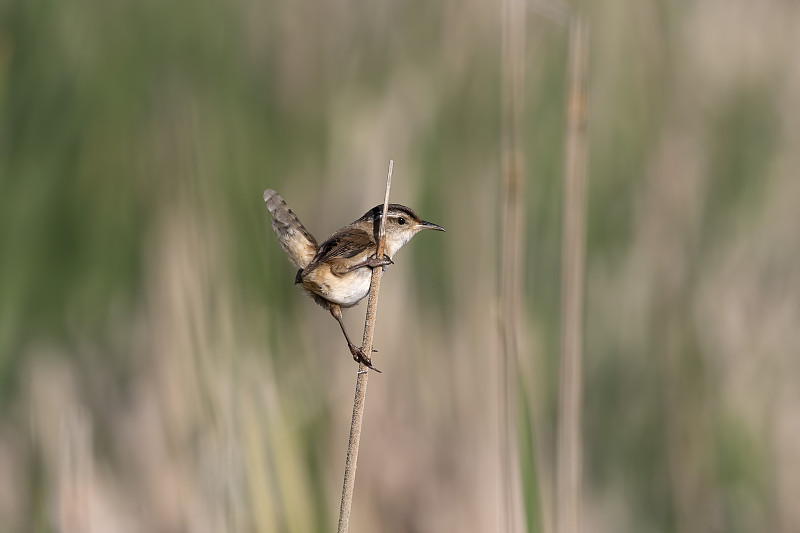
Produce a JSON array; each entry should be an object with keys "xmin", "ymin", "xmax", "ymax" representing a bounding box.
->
[{"xmin": 358, "ymin": 203, "xmax": 445, "ymax": 259}]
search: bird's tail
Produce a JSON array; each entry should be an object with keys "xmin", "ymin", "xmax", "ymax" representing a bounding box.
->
[{"xmin": 263, "ymin": 189, "xmax": 318, "ymax": 269}]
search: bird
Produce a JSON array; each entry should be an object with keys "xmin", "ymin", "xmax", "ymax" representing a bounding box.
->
[{"xmin": 263, "ymin": 189, "xmax": 444, "ymax": 371}]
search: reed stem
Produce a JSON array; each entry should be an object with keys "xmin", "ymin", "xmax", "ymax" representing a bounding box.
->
[{"xmin": 337, "ymin": 160, "xmax": 394, "ymax": 533}]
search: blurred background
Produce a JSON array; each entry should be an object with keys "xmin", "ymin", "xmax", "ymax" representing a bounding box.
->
[{"xmin": 1, "ymin": 0, "xmax": 799, "ymax": 531}]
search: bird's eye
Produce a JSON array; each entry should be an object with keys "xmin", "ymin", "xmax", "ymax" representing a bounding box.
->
[{"xmin": 397, "ymin": 217, "xmax": 406, "ymax": 225}]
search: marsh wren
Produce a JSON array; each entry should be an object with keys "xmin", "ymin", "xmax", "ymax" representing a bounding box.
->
[{"xmin": 263, "ymin": 189, "xmax": 444, "ymax": 371}]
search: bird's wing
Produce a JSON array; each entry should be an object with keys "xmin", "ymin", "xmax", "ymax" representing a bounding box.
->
[
  {"xmin": 309, "ymin": 228, "xmax": 375, "ymax": 266},
  {"xmin": 263, "ymin": 189, "xmax": 318, "ymax": 269}
]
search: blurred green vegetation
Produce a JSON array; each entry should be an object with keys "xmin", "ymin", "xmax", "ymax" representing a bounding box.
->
[{"xmin": 1, "ymin": 0, "xmax": 799, "ymax": 532}]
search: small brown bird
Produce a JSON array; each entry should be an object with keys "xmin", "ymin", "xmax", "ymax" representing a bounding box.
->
[{"xmin": 263, "ymin": 189, "xmax": 444, "ymax": 371}]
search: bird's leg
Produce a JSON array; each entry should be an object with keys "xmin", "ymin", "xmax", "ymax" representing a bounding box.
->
[
  {"xmin": 328, "ymin": 304, "xmax": 381, "ymax": 373},
  {"xmin": 343, "ymin": 254, "xmax": 393, "ymax": 273}
]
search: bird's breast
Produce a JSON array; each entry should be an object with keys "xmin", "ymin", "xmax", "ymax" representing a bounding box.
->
[{"xmin": 301, "ymin": 265, "xmax": 372, "ymax": 308}]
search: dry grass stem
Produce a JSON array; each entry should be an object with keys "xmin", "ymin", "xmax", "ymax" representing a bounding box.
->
[
  {"xmin": 337, "ymin": 160, "xmax": 394, "ymax": 533},
  {"xmin": 555, "ymin": 16, "xmax": 589, "ymax": 533}
]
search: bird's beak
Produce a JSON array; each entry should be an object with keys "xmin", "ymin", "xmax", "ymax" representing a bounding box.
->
[{"xmin": 419, "ymin": 220, "xmax": 446, "ymax": 232}]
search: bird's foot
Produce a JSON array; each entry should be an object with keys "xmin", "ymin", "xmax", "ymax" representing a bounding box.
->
[
  {"xmin": 365, "ymin": 254, "xmax": 393, "ymax": 269},
  {"xmin": 344, "ymin": 255, "xmax": 393, "ymax": 273},
  {"xmin": 349, "ymin": 343, "xmax": 382, "ymax": 373}
]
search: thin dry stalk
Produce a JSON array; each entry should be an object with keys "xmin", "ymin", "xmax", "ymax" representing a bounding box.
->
[
  {"xmin": 337, "ymin": 160, "xmax": 393, "ymax": 533},
  {"xmin": 555, "ymin": 16, "xmax": 589, "ymax": 533},
  {"xmin": 499, "ymin": 0, "xmax": 526, "ymax": 530}
]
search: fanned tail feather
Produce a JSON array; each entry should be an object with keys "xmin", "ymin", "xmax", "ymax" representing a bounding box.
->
[{"xmin": 263, "ymin": 189, "xmax": 318, "ymax": 269}]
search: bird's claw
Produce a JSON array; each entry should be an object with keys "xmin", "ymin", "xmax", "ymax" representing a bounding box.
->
[
  {"xmin": 365, "ymin": 254, "xmax": 393, "ymax": 269},
  {"xmin": 349, "ymin": 344, "xmax": 382, "ymax": 373}
]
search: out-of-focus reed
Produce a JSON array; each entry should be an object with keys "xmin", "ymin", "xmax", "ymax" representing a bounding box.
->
[{"xmin": 1, "ymin": 0, "xmax": 799, "ymax": 532}]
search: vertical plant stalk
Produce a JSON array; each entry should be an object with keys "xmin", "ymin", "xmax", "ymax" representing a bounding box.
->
[
  {"xmin": 499, "ymin": 0, "xmax": 526, "ymax": 530},
  {"xmin": 556, "ymin": 16, "xmax": 589, "ymax": 533},
  {"xmin": 337, "ymin": 160, "xmax": 394, "ymax": 533}
]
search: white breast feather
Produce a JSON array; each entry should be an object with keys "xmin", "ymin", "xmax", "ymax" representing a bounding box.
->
[{"xmin": 328, "ymin": 269, "xmax": 373, "ymax": 307}]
